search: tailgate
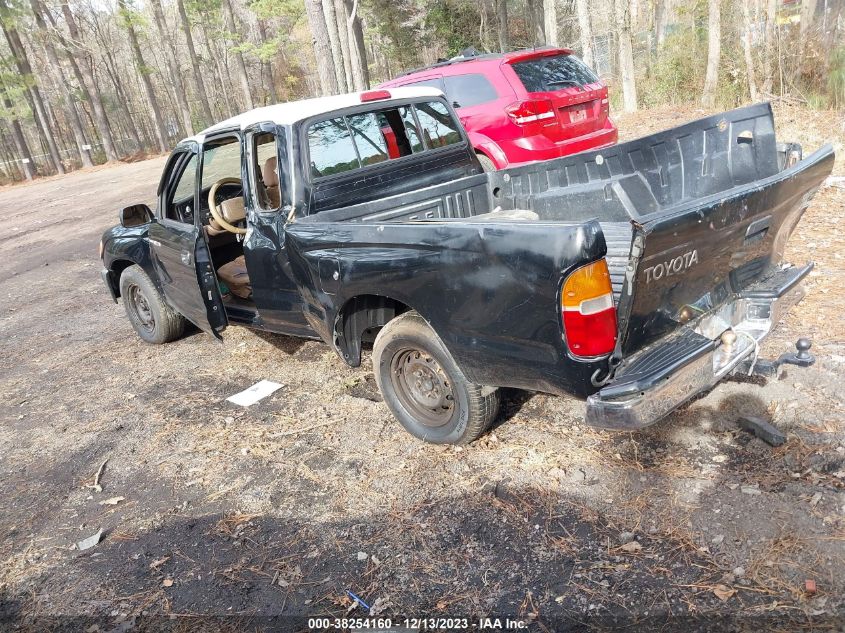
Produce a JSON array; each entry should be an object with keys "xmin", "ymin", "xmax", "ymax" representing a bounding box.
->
[{"xmin": 617, "ymin": 143, "xmax": 833, "ymax": 355}]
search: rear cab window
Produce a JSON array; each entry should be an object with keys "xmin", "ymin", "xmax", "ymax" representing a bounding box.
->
[
  {"xmin": 511, "ymin": 54, "xmax": 599, "ymax": 92},
  {"xmin": 306, "ymin": 99, "xmax": 465, "ymax": 180}
]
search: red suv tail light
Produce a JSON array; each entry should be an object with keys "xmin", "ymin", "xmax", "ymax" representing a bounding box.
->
[
  {"xmin": 505, "ymin": 99, "xmax": 556, "ymax": 125},
  {"xmin": 561, "ymin": 259, "xmax": 617, "ymax": 358}
]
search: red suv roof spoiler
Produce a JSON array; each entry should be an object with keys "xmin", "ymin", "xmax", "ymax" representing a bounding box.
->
[{"xmin": 503, "ymin": 47, "xmax": 573, "ymax": 64}]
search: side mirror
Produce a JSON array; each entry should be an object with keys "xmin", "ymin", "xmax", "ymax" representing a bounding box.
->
[{"xmin": 120, "ymin": 203, "xmax": 153, "ymax": 228}]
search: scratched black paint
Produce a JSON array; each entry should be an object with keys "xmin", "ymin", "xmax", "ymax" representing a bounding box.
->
[{"xmin": 101, "ymin": 101, "xmax": 834, "ymax": 400}]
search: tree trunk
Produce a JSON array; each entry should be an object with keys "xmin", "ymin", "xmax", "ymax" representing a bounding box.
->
[
  {"xmin": 30, "ymin": 0, "xmax": 93, "ymax": 167},
  {"xmin": 701, "ymin": 0, "xmax": 720, "ymax": 108},
  {"xmin": 575, "ymin": 0, "xmax": 594, "ymax": 67},
  {"xmin": 334, "ymin": 0, "xmax": 354, "ymax": 90},
  {"xmin": 256, "ymin": 19, "xmax": 279, "ymax": 104},
  {"xmin": 1, "ymin": 88, "xmax": 36, "ymax": 180},
  {"xmin": 543, "ymin": 0, "xmax": 558, "ymax": 47},
  {"xmin": 322, "ymin": 0, "xmax": 347, "ymax": 92},
  {"xmin": 496, "ymin": 0, "xmax": 508, "ymax": 52},
  {"xmin": 742, "ymin": 0, "xmax": 759, "ymax": 101},
  {"xmin": 654, "ymin": 0, "xmax": 668, "ymax": 48},
  {"xmin": 614, "ymin": 0, "xmax": 638, "ymax": 112},
  {"xmin": 176, "ymin": 0, "xmax": 214, "ymax": 127},
  {"xmin": 527, "ymin": 0, "xmax": 546, "ymax": 46},
  {"xmin": 150, "ymin": 0, "xmax": 193, "ymax": 136},
  {"xmin": 58, "ymin": 2, "xmax": 119, "ymax": 161},
  {"xmin": 0, "ymin": 129, "xmax": 19, "ymax": 180},
  {"xmin": 799, "ymin": 0, "xmax": 817, "ymax": 37},
  {"xmin": 222, "ymin": 0, "xmax": 254, "ymax": 110},
  {"xmin": 95, "ymin": 32, "xmax": 144, "ymax": 152},
  {"xmin": 0, "ymin": 0, "xmax": 65, "ymax": 174},
  {"xmin": 305, "ymin": 0, "xmax": 339, "ymax": 95},
  {"xmin": 199, "ymin": 20, "xmax": 233, "ymax": 118},
  {"xmin": 763, "ymin": 0, "xmax": 777, "ymax": 94},
  {"xmin": 343, "ymin": 0, "xmax": 369, "ymax": 90},
  {"xmin": 118, "ymin": 0, "xmax": 169, "ymax": 153}
]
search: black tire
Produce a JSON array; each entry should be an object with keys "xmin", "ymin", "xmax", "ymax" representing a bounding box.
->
[
  {"xmin": 372, "ymin": 311, "xmax": 499, "ymax": 445},
  {"xmin": 476, "ymin": 152, "xmax": 496, "ymax": 172},
  {"xmin": 119, "ymin": 265, "xmax": 186, "ymax": 344}
]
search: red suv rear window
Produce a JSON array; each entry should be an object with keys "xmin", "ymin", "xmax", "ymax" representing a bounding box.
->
[{"xmin": 511, "ymin": 54, "xmax": 599, "ymax": 93}]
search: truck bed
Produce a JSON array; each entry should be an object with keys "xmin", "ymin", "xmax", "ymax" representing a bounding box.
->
[{"xmin": 310, "ymin": 105, "xmax": 792, "ymax": 255}]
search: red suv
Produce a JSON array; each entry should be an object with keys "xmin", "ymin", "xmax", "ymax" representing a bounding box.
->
[{"xmin": 379, "ymin": 47, "xmax": 618, "ymax": 170}]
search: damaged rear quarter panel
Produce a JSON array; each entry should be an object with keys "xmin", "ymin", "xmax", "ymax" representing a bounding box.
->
[{"xmin": 284, "ymin": 218, "xmax": 610, "ymax": 397}]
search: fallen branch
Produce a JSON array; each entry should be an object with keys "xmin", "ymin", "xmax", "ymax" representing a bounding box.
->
[{"xmin": 85, "ymin": 458, "xmax": 108, "ymax": 493}]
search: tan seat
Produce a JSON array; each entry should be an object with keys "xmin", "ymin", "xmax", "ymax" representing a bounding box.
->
[
  {"xmin": 262, "ymin": 157, "xmax": 281, "ymax": 209},
  {"xmin": 217, "ymin": 255, "xmax": 252, "ymax": 299}
]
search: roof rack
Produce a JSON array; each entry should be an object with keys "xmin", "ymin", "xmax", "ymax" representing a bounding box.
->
[
  {"xmin": 396, "ymin": 47, "xmax": 502, "ymax": 78},
  {"xmin": 394, "ymin": 45, "xmax": 562, "ymax": 78}
]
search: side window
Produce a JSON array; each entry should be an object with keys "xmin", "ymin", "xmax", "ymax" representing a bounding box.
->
[
  {"xmin": 414, "ymin": 101, "xmax": 462, "ymax": 148},
  {"xmin": 444, "ymin": 74, "xmax": 498, "ymax": 108},
  {"xmin": 402, "ymin": 76, "xmax": 445, "ymax": 92},
  {"xmin": 251, "ymin": 132, "xmax": 280, "ymax": 210},
  {"xmin": 308, "ymin": 118, "xmax": 359, "ymax": 177},
  {"xmin": 166, "ymin": 153, "xmax": 198, "ymax": 223}
]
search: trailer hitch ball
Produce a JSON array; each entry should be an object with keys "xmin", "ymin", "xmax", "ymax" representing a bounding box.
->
[{"xmin": 785, "ymin": 338, "xmax": 815, "ymax": 367}]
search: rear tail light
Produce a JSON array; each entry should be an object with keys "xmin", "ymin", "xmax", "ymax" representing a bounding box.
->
[
  {"xmin": 600, "ymin": 96, "xmax": 609, "ymax": 114},
  {"xmin": 561, "ymin": 259, "xmax": 617, "ymax": 358},
  {"xmin": 505, "ymin": 99, "xmax": 556, "ymax": 125}
]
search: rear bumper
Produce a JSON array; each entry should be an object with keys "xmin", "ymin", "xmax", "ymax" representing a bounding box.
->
[
  {"xmin": 585, "ymin": 263, "xmax": 812, "ymax": 430},
  {"xmin": 499, "ymin": 121, "xmax": 619, "ymax": 167}
]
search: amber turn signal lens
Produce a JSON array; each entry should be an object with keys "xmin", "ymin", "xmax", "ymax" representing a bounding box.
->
[
  {"xmin": 561, "ymin": 259, "xmax": 613, "ymax": 309},
  {"xmin": 561, "ymin": 259, "xmax": 617, "ymax": 358}
]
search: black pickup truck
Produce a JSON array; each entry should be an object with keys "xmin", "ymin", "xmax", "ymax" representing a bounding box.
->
[{"xmin": 99, "ymin": 87, "xmax": 834, "ymax": 444}]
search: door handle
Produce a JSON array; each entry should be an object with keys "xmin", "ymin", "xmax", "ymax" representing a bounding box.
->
[
  {"xmin": 181, "ymin": 250, "xmax": 193, "ymax": 265},
  {"xmin": 148, "ymin": 238, "xmax": 161, "ymax": 247}
]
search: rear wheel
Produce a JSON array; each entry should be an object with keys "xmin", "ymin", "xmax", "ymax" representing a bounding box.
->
[
  {"xmin": 372, "ymin": 311, "xmax": 499, "ymax": 444},
  {"xmin": 476, "ymin": 152, "xmax": 496, "ymax": 172},
  {"xmin": 119, "ymin": 265, "xmax": 186, "ymax": 344}
]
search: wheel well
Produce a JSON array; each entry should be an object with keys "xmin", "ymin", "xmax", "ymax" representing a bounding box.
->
[
  {"xmin": 335, "ymin": 295, "xmax": 411, "ymax": 367},
  {"xmin": 110, "ymin": 260, "xmax": 136, "ymax": 298}
]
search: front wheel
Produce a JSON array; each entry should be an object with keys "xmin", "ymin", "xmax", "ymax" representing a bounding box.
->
[
  {"xmin": 119, "ymin": 265, "xmax": 186, "ymax": 344},
  {"xmin": 372, "ymin": 311, "xmax": 499, "ymax": 444}
]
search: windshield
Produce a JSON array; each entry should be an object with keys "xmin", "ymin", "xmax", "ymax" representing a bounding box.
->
[{"xmin": 200, "ymin": 139, "xmax": 242, "ymax": 188}]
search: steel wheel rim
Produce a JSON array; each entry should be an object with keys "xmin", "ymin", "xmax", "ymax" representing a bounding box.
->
[
  {"xmin": 128, "ymin": 284, "xmax": 155, "ymax": 334},
  {"xmin": 390, "ymin": 348, "xmax": 455, "ymax": 427}
]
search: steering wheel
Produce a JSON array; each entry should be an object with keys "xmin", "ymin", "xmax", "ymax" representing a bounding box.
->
[{"xmin": 207, "ymin": 177, "xmax": 246, "ymax": 235}]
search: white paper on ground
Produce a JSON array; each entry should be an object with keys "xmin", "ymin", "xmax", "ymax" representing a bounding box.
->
[{"xmin": 226, "ymin": 380, "xmax": 283, "ymax": 406}]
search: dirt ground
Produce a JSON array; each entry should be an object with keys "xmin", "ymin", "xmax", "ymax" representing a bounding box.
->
[{"xmin": 1, "ymin": 103, "xmax": 844, "ymax": 632}]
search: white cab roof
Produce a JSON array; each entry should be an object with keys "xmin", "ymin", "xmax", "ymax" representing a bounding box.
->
[{"xmin": 188, "ymin": 87, "xmax": 444, "ymax": 144}]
